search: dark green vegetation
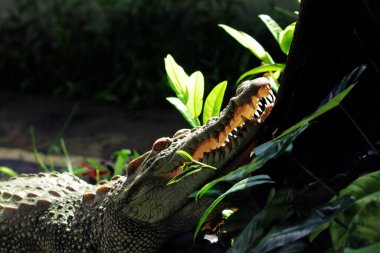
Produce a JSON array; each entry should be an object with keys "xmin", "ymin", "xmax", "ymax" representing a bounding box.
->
[{"xmin": 0, "ymin": 0, "xmax": 297, "ymax": 107}]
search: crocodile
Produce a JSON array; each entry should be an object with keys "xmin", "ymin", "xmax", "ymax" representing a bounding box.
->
[{"xmin": 0, "ymin": 77, "xmax": 275, "ymax": 253}]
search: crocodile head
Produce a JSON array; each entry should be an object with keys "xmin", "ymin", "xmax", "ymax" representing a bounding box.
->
[{"xmin": 119, "ymin": 77, "xmax": 275, "ymax": 230}]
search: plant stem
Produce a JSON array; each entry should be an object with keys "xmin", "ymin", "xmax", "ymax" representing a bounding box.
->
[
  {"xmin": 288, "ymin": 155, "xmax": 337, "ymax": 196},
  {"xmin": 339, "ymin": 105, "xmax": 379, "ymax": 156}
]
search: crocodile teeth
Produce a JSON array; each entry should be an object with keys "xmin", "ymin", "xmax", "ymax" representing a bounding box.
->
[
  {"xmin": 240, "ymin": 115, "xmax": 249, "ymax": 123},
  {"xmin": 248, "ymin": 101, "xmax": 256, "ymax": 109},
  {"xmin": 259, "ymin": 101, "xmax": 266, "ymax": 111}
]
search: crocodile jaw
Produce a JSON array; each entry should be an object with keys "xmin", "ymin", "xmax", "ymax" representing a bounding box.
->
[{"xmin": 121, "ymin": 77, "xmax": 275, "ymax": 224}]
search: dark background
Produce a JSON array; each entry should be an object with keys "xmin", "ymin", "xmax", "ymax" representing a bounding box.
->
[{"xmin": 0, "ymin": 0, "xmax": 298, "ymax": 171}]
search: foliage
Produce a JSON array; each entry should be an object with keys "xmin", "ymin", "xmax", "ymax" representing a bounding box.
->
[
  {"xmin": 330, "ymin": 170, "xmax": 380, "ymax": 251},
  {"xmin": 0, "ymin": 0, "xmax": 267, "ymax": 107},
  {"xmin": 0, "ymin": 167, "xmax": 18, "ymax": 178},
  {"xmin": 165, "ymin": 66, "xmax": 369, "ymax": 251},
  {"xmin": 166, "ymin": 150, "xmax": 217, "ymax": 185},
  {"xmin": 165, "ymin": 8, "xmax": 297, "ymax": 127},
  {"xmin": 165, "ymin": 54, "xmax": 227, "ymax": 127},
  {"xmin": 219, "ymin": 12, "xmax": 297, "ymax": 91},
  {"xmin": 23, "ymin": 126, "xmax": 139, "ymax": 183}
]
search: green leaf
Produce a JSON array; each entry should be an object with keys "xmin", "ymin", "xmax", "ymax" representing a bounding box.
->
[
  {"xmin": 279, "ymin": 22, "xmax": 296, "ymax": 55},
  {"xmin": 164, "ymin": 54, "xmax": 189, "ymax": 102},
  {"xmin": 166, "ymin": 97, "xmax": 199, "ymax": 127},
  {"xmin": 167, "ymin": 165, "xmax": 203, "ymax": 185},
  {"xmin": 176, "ymin": 150, "xmax": 193, "ymax": 162},
  {"xmin": 0, "ymin": 166, "xmax": 18, "ymax": 177},
  {"xmin": 347, "ymin": 201, "xmax": 380, "ymax": 249},
  {"xmin": 114, "ymin": 149, "xmax": 132, "ymax": 176},
  {"xmin": 167, "ymin": 151, "xmax": 217, "ymax": 185},
  {"xmin": 344, "ymin": 241, "xmax": 380, "ymax": 253},
  {"xmin": 237, "ymin": 64, "xmax": 285, "ymax": 83},
  {"xmin": 331, "ymin": 170, "xmax": 380, "ymax": 249},
  {"xmin": 195, "ymin": 125, "xmax": 308, "ymax": 201},
  {"xmin": 202, "ymin": 81, "xmax": 227, "ymax": 125},
  {"xmin": 229, "ymin": 190, "xmax": 295, "ymax": 253},
  {"xmin": 278, "ymin": 65, "xmax": 367, "ymax": 139},
  {"xmin": 228, "ymin": 210, "xmax": 268, "ymax": 253},
  {"xmin": 194, "ymin": 175, "xmax": 273, "ymax": 240},
  {"xmin": 259, "ymin": 14, "xmax": 283, "ymax": 43},
  {"xmin": 279, "ymin": 84, "xmax": 355, "ymax": 138},
  {"xmin": 219, "ymin": 24, "xmax": 274, "ymax": 64},
  {"xmin": 250, "ymin": 196, "xmax": 353, "ymax": 253},
  {"xmin": 186, "ymin": 71, "xmax": 204, "ymax": 118}
]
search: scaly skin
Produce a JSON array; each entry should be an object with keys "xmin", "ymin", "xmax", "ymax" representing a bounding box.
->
[{"xmin": 0, "ymin": 77, "xmax": 275, "ymax": 252}]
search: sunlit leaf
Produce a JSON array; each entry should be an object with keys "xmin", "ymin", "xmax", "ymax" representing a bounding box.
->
[
  {"xmin": 194, "ymin": 175, "xmax": 273, "ymax": 240},
  {"xmin": 259, "ymin": 14, "xmax": 283, "ymax": 43},
  {"xmin": 176, "ymin": 150, "xmax": 193, "ymax": 162},
  {"xmin": 279, "ymin": 22, "xmax": 296, "ymax": 55},
  {"xmin": 186, "ymin": 71, "xmax": 204, "ymax": 118},
  {"xmin": 166, "ymin": 97, "xmax": 199, "ymax": 127},
  {"xmin": 0, "ymin": 166, "xmax": 18, "ymax": 177},
  {"xmin": 167, "ymin": 165, "xmax": 203, "ymax": 185},
  {"xmin": 203, "ymin": 81, "xmax": 227, "ymax": 124},
  {"xmin": 164, "ymin": 54, "xmax": 189, "ymax": 102},
  {"xmin": 219, "ymin": 24, "xmax": 274, "ymax": 64},
  {"xmin": 237, "ymin": 64, "xmax": 285, "ymax": 83}
]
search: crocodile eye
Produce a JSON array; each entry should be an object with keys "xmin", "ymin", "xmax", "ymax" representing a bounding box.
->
[{"xmin": 152, "ymin": 137, "xmax": 172, "ymax": 152}]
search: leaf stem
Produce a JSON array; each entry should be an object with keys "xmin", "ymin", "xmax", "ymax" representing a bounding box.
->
[{"xmin": 339, "ymin": 105, "xmax": 379, "ymax": 156}]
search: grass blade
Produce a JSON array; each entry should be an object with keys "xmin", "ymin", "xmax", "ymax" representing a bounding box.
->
[
  {"xmin": 30, "ymin": 127, "xmax": 49, "ymax": 172},
  {"xmin": 60, "ymin": 138, "xmax": 73, "ymax": 174},
  {"xmin": 0, "ymin": 166, "xmax": 18, "ymax": 177}
]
